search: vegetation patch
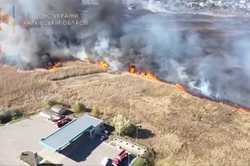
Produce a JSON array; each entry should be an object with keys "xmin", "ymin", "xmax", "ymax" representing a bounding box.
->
[
  {"xmin": 43, "ymin": 99, "xmax": 67, "ymax": 109},
  {"xmin": 131, "ymin": 157, "xmax": 148, "ymax": 166},
  {"xmin": 112, "ymin": 114, "xmax": 137, "ymax": 137},
  {"xmin": 0, "ymin": 109, "xmax": 24, "ymax": 124},
  {"xmin": 72, "ymin": 102, "xmax": 88, "ymax": 113},
  {"xmin": 91, "ymin": 106, "xmax": 103, "ymax": 118}
]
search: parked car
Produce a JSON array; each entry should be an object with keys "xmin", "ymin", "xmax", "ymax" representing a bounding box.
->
[
  {"xmin": 57, "ymin": 118, "xmax": 72, "ymax": 128},
  {"xmin": 51, "ymin": 105, "xmax": 69, "ymax": 115},
  {"xmin": 51, "ymin": 115, "xmax": 65, "ymax": 122},
  {"xmin": 40, "ymin": 110, "xmax": 65, "ymax": 122},
  {"xmin": 112, "ymin": 149, "xmax": 128, "ymax": 166},
  {"xmin": 120, "ymin": 154, "xmax": 136, "ymax": 166}
]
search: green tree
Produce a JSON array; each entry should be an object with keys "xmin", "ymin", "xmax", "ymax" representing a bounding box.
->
[
  {"xmin": 43, "ymin": 99, "xmax": 62, "ymax": 108},
  {"xmin": 112, "ymin": 114, "xmax": 137, "ymax": 136},
  {"xmin": 72, "ymin": 102, "xmax": 87, "ymax": 113},
  {"xmin": 131, "ymin": 157, "xmax": 147, "ymax": 166},
  {"xmin": 91, "ymin": 107, "xmax": 102, "ymax": 118}
]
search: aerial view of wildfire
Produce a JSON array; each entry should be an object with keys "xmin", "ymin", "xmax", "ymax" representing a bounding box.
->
[{"xmin": 0, "ymin": 0, "xmax": 250, "ymax": 166}]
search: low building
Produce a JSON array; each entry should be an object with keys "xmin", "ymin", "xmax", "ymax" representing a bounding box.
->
[{"xmin": 40, "ymin": 114, "xmax": 103, "ymax": 152}]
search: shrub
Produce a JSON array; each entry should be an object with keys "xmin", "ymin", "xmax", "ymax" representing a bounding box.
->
[
  {"xmin": 0, "ymin": 110, "xmax": 24, "ymax": 124},
  {"xmin": 91, "ymin": 107, "xmax": 102, "ymax": 118},
  {"xmin": 72, "ymin": 102, "xmax": 87, "ymax": 113},
  {"xmin": 112, "ymin": 114, "xmax": 137, "ymax": 136},
  {"xmin": 131, "ymin": 157, "xmax": 147, "ymax": 166},
  {"xmin": 10, "ymin": 110, "xmax": 23, "ymax": 120},
  {"xmin": 0, "ymin": 112, "xmax": 12, "ymax": 124},
  {"xmin": 124, "ymin": 123, "xmax": 137, "ymax": 137},
  {"xmin": 43, "ymin": 100, "xmax": 61, "ymax": 108}
]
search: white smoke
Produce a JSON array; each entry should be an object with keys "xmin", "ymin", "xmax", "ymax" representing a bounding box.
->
[
  {"xmin": 0, "ymin": 17, "xmax": 39, "ymax": 68},
  {"xmin": 1, "ymin": 0, "xmax": 250, "ymax": 109}
]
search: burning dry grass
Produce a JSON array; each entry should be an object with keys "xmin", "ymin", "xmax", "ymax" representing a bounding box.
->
[
  {"xmin": 128, "ymin": 64, "xmax": 159, "ymax": 81},
  {"xmin": 46, "ymin": 61, "xmax": 108, "ymax": 81},
  {"xmin": 96, "ymin": 60, "xmax": 109, "ymax": 70},
  {"xmin": 0, "ymin": 61, "xmax": 250, "ymax": 165}
]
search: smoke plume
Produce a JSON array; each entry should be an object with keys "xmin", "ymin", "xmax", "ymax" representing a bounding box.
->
[{"xmin": 1, "ymin": 0, "xmax": 250, "ymax": 108}]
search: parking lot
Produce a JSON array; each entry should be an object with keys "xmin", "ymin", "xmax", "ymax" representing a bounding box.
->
[
  {"xmin": 0, "ymin": 115, "xmax": 57, "ymax": 166},
  {"xmin": 0, "ymin": 114, "xmax": 128, "ymax": 166},
  {"xmin": 55, "ymin": 141, "xmax": 121, "ymax": 166}
]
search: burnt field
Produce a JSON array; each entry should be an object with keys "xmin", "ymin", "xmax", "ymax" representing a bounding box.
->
[{"xmin": 0, "ymin": 61, "xmax": 250, "ymax": 165}]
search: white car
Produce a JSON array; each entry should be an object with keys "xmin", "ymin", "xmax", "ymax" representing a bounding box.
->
[{"xmin": 51, "ymin": 105, "xmax": 68, "ymax": 115}]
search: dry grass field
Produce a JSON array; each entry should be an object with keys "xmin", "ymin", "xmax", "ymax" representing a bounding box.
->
[{"xmin": 0, "ymin": 61, "xmax": 250, "ymax": 166}]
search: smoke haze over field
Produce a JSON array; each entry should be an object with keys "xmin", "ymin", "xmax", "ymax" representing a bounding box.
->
[{"xmin": 1, "ymin": 0, "xmax": 250, "ymax": 108}]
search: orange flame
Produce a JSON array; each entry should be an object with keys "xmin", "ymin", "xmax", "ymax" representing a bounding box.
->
[
  {"xmin": 175, "ymin": 84, "xmax": 187, "ymax": 92},
  {"xmin": 97, "ymin": 60, "xmax": 109, "ymax": 70},
  {"xmin": 128, "ymin": 64, "xmax": 137, "ymax": 74},
  {"xmin": 128, "ymin": 64, "xmax": 159, "ymax": 81},
  {"xmin": 48, "ymin": 62, "xmax": 62, "ymax": 72},
  {"xmin": 141, "ymin": 71, "xmax": 159, "ymax": 80},
  {"xmin": 232, "ymin": 108, "xmax": 248, "ymax": 113}
]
